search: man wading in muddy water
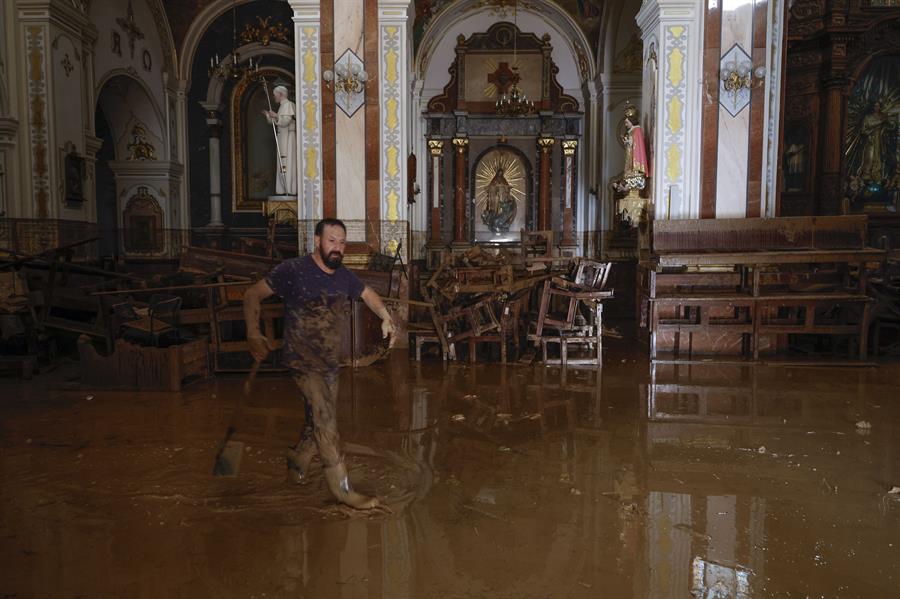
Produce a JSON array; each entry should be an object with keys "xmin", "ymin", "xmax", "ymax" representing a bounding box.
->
[{"xmin": 242, "ymin": 218, "xmax": 395, "ymax": 510}]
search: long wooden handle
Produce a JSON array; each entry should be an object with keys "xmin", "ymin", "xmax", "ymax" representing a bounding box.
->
[
  {"xmin": 243, "ymin": 359, "xmax": 262, "ymax": 396},
  {"xmin": 379, "ymin": 296, "xmax": 433, "ymax": 308}
]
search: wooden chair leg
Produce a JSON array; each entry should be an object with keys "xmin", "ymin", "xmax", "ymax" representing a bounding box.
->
[
  {"xmin": 535, "ymin": 280, "xmax": 551, "ymax": 339},
  {"xmin": 596, "ymin": 302, "xmax": 603, "ymax": 366},
  {"xmin": 860, "ymin": 302, "xmax": 871, "ymax": 360}
]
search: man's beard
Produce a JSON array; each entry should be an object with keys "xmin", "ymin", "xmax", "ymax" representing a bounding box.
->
[{"xmin": 319, "ymin": 246, "xmax": 343, "ymax": 269}]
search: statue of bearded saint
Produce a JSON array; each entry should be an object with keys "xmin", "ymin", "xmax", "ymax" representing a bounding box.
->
[{"xmin": 482, "ymin": 166, "xmax": 517, "ymax": 234}]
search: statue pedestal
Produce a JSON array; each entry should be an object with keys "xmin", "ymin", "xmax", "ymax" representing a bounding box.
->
[{"xmin": 265, "ymin": 195, "xmax": 298, "ymax": 223}]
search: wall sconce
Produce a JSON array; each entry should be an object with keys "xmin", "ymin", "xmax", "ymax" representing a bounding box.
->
[
  {"xmin": 323, "ymin": 50, "xmax": 368, "ymax": 117},
  {"xmin": 323, "ymin": 61, "xmax": 367, "ymax": 95},
  {"xmin": 719, "ymin": 58, "xmax": 766, "ymax": 111}
]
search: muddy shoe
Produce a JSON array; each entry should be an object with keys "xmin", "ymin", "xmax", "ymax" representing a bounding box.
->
[
  {"xmin": 324, "ymin": 463, "xmax": 380, "ymax": 510},
  {"xmin": 285, "ymin": 443, "xmax": 316, "ymax": 484}
]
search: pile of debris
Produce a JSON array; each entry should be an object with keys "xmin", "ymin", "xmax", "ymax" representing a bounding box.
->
[{"xmin": 410, "ymin": 245, "xmax": 614, "ymax": 367}]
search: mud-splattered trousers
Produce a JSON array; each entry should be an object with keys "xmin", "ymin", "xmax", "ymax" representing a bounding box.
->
[
  {"xmin": 291, "ymin": 370, "xmax": 341, "ymax": 467},
  {"xmin": 280, "ymin": 295, "xmax": 349, "ymax": 468}
]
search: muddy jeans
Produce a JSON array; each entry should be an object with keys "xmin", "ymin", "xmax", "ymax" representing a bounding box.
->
[{"xmin": 291, "ymin": 372, "xmax": 341, "ymax": 468}]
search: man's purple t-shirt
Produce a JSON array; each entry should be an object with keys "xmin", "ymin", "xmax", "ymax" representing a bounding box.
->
[{"xmin": 265, "ymin": 255, "xmax": 364, "ymax": 374}]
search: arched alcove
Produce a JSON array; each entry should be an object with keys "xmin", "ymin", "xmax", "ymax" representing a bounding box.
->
[
  {"xmin": 95, "ymin": 72, "xmax": 166, "ymax": 159},
  {"xmin": 184, "ymin": 0, "xmax": 295, "ymax": 228},
  {"xmin": 94, "ymin": 73, "xmax": 167, "ymax": 258}
]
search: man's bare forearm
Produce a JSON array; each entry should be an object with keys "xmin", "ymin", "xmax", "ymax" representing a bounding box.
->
[
  {"xmin": 361, "ymin": 286, "xmax": 391, "ymax": 321},
  {"xmin": 243, "ymin": 279, "xmax": 274, "ymax": 338}
]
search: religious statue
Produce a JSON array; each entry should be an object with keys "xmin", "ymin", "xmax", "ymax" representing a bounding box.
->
[
  {"xmin": 858, "ymin": 101, "xmax": 894, "ymax": 184},
  {"xmin": 482, "ymin": 166, "xmax": 517, "ymax": 234},
  {"xmin": 613, "ymin": 104, "xmax": 650, "ymax": 225},
  {"xmin": 261, "ymin": 84, "xmax": 297, "ymax": 196}
]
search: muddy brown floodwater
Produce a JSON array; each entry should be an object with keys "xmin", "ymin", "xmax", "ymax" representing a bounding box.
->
[{"xmin": 1, "ymin": 340, "xmax": 899, "ymax": 598}]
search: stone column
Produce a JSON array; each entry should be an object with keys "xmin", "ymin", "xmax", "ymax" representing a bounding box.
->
[
  {"xmin": 636, "ymin": 0, "xmax": 704, "ymax": 220},
  {"xmin": 451, "ymin": 137, "xmax": 468, "ymax": 245},
  {"xmin": 427, "ymin": 139, "xmax": 444, "ymax": 243},
  {"xmin": 204, "ymin": 108, "xmax": 224, "ymax": 228},
  {"xmin": 537, "ymin": 137, "xmax": 555, "ymax": 231},
  {"xmin": 560, "ymin": 140, "xmax": 578, "ymax": 250}
]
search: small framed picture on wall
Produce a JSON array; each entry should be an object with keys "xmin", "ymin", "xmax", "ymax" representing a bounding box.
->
[{"xmin": 64, "ymin": 150, "xmax": 85, "ymax": 206}]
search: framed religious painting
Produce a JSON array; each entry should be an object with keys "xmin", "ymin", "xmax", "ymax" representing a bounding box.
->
[
  {"xmin": 230, "ymin": 68, "xmax": 295, "ymax": 212},
  {"xmin": 64, "ymin": 149, "xmax": 85, "ymax": 206},
  {"xmin": 782, "ymin": 120, "xmax": 811, "ymax": 194}
]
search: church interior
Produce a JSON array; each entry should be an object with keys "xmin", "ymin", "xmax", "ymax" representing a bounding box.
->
[{"xmin": 2, "ymin": 0, "xmax": 900, "ymax": 596}]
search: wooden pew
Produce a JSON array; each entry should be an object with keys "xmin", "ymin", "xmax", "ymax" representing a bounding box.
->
[{"xmin": 639, "ymin": 216, "xmax": 885, "ymax": 361}]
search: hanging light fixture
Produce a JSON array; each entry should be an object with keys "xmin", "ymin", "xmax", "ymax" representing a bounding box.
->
[
  {"xmin": 495, "ymin": 0, "xmax": 535, "ymax": 117},
  {"xmin": 208, "ymin": 1, "xmax": 258, "ymax": 81}
]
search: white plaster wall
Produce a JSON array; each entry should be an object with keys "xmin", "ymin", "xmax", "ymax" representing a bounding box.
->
[
  {"xmin": 50, "ymin": 32, "xmax": 84, "ymax": 155},
  {"xmin": 90, "ymin": 0, "xmax": 167, "ymax": 118}
]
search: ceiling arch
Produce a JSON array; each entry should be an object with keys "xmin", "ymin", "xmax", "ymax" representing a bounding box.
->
[{"xmin": 177, "ymin": 0, "xmax": 259, "ymax": 89}]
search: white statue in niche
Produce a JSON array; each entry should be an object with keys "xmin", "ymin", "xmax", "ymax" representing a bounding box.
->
[{"xmin": 261, "ymin": 85, "xmax": 297, "ymax": 196}]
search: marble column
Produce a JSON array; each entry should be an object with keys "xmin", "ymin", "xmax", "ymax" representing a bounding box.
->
[
  {"xmin": 451, "ymin": 137, "xmax": 468, "ymax": 245},
  {"xmin": 204, "ymin": 109, "xmax": 224, "ymax": 228},
  {"xmin": 537, "ymin": 137, "xmax": 555, "ymax": 231},
  {"xmin": 378, "ymin": 0, "xmax": 413, "ymax": 256},
  {"xmin": 174, "ymin": 80, "xmax": 192, "ymax": 227},
  {"xmin": 289, "ymin": 0, "xmax": 323, "ymax": 250},
  {"xmin": 560, "ymin": 140, "xmax": 578, "ymax": 248},
  {"xmin": 427, "ymin": 139, "xmax": 444, "ymax": 244},
  {"xmin": 410, "ymin": 78, "xmax": 429, "ymax": 258},
  {"xmin": 636, "ymin": 0, "xmax": 703, "ymax": 220},
  {"xmin": 583, "ymin": 79, "xmax": 601, "ymax": 256}
]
